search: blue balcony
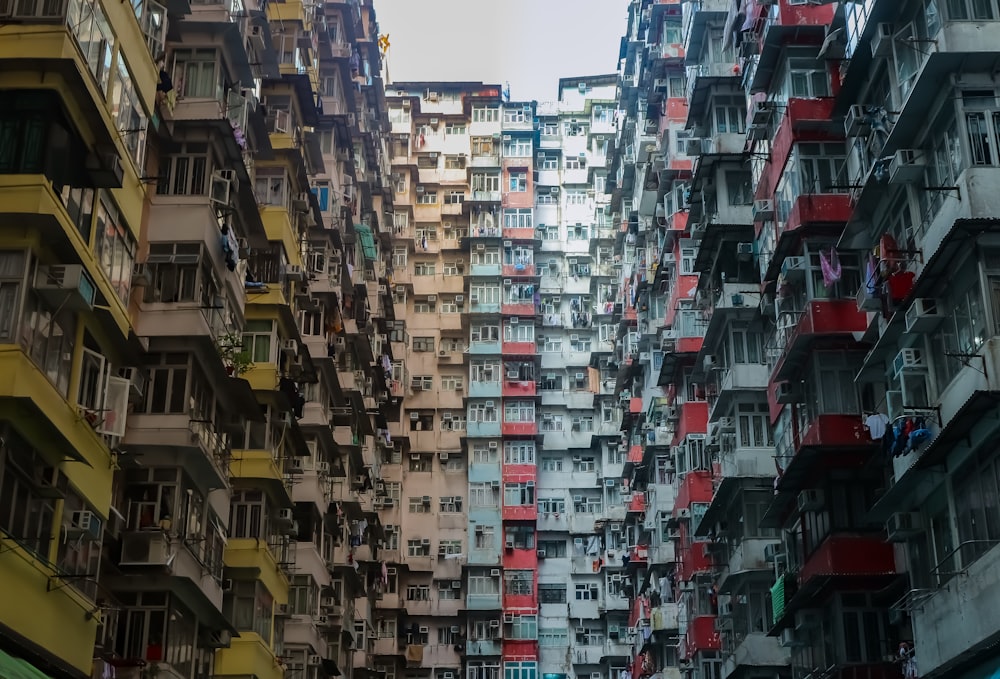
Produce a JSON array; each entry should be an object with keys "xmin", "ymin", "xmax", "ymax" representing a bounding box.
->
[
  {"xmin": 469, "ymin": 462, "xmax": 501, "ymax": 483},
  {"xmin": 469, "ymin": 302, "xmax": 502, "ymax": 315},
  {"xmin": 469, "ymin": 380, "xmax": 502, "ymax": 398},
  {"xmin": 471, "ymin": 264, "xmax": 501, "ymax": 277},
  {"xmin": 468, "ymin": 340, "xmax": 502, "ymax": 356},
  {"xmin": 466, "ymin": 593, "xmax": 502, "ymax": 610},
  {"xmin": 467, "ymin": 420, "xmax": 502, "ymax": 437},
  {"xmin": 465, "ymin": 640, "xmax": 502, "ymax": 656}
]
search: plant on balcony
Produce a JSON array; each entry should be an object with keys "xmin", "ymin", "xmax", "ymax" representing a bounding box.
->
[{"xmin": 216, "ymin": 332, "xmax": 253, "ymax": 376}]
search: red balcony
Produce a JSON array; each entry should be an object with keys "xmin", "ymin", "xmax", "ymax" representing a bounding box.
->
[
  {"xmin": 501, "ymin": 641, "xmax": 537, "ymax": 660},
  {"xmin": 502, "ymin": 302, "xmax": 537, "ymax": 316},
  {"xmin": 778, "ymin": 193, "xmax": 853, "ymax": 239},
  {"xmin": 502, "ymin": 264, "xmax": 536, "ymax": 277},
  {"xmin": 628, "ymin": 444, "xmax": 643, "ymax": 464},
  {"xmin": 664, "ymin": 97, "xmax": 688, "ymax": 123},
  {"xmin": 502, "ymin": 379, "xmax": 536, "ymax": 397},
  {"xmin": 770, "ymin": 301, "xmax": 869, "ymax": 381},
  {"xmin": 627, "ymin": 492, "xmax": 646, "ymax": 513},
  {"xmin": 502, "ymin": 227, "xmax": 536, "ymax": 241},
  {"xmin": 502, "ymin": 421, "xmax": 537, "ymax": 436},
  {"xmin": 628, "ymin": 544, "xmax": 649, "ymax": 565},
  {"xmin": 678, "ymin": 539, "xmax": 714, "ymax": 582},
  {"xmin": 677, "ymin": 470, "xmax": 713, "ymax": 510},
  {"xmin": 501, "ymin": 341, "xmax": 536, "ymax": 356},
  {"xmin": 503, "ymin": 504, "xmax": 538, "ymax": 521},
  {"xmin": 503, "ymin": 592, "xmax": 536, "ymax": 610},
  {"xmin": 676, "ymin": 335, "xmax": 703, "ymax": 355},
  {"xmin": 675, "ymin": 401, "xmax": 709, "ymax": 444},
  {"xmin": 683, "ymin": 616, "xmax": 721, "ymax": 659},
  {"xmin": 799, "ymin": 534, "xmax": 897, "ymax": 584},
  {"xmin": 629, "ymin": 397, "xmax": 642, "ymax": 414},
  {"xmin": 770, "ymin": 0, "xmax": 836, "ymax": 28},
  {"xmin": 504, "ymin": 547, "xmax": 538, "ymax": 570}
]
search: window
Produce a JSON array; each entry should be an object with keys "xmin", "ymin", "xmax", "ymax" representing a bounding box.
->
[
  {"xmin": 438, "ymin": 538, "xmax": 463, "ymax": 555},
  {"xmin": 537, "ymin": 498, "xmax": 565, "ymax": 513},
  {"xmin": 158, "ymin": 142, "xmax": 211, "ymax": 196},
  {"xmin": 507, "ymin": 615, "xmax": 537, "ymax": 640},
  {"xmin": 508, "ymin": 171, "xmax": 527, "ymax": 192},
  {"xmin": 240, "ymin": 319, "xmax": 274, "ymax": 363},
  {"xmin": 474, "ymin": 524, "xmax": 496, "ymax": 549},
  {"xmin": 408, "ymin": 496, "xmax": 431, "ymax": 513},
  {"xmin": 573, "ymin": 456, "xmax": 597, "ymax": 472},
  {"xmin": 538, "ymin": 584, "xmax": 566, "ymax": 604},
  {"xmin": 737, "ymin": 402, "xmax": 773, "ymax": 448},
  {"xmin": 445, "ymin": 123, "xmax": 467, "ymax": 135},
  {"xmin": 504, "ymin": 483, "xmax": 534, "ymax": 507},
  {"xmin": 0, "ymin": 431, "xmax": 58, "ymax": 559},
  {"xmin": 537, "ymin": 541, "xmax": 567, "ymax": 559},
  {"xmin": 469, "ymin": 402, "xmax": 498, "ymax": 422},
  {"xmin": 472, "ymin": 444, "xmax": 499, "ymax": 464},
  {"xmin": 472, "ymin": 106, "xmax": 500, "ymax": 122},
  {"xmin": 503, "ymin": 400, "xmax": 535, "ymax": 422},
  {"xmin": 574, "ymin": 583, "xmax": 599, "ymax": 600},
  {"xmin": 406, "ymin": 584, "xmax": 431, "ymax": 601},
  {"xmin": 504, "ymin": 570, "xmax": 532, "ymax": 595},
  {"xmin": 439, "ymin": 497, "xmax": 463, "ymax": 514},
  {"xmin": 472, "ymin": 172, "xmax": 501, "ymax": 192},
  {"xmin": 502, "ymin": 138, "xmax": 532, "ymax": 157},
  {"xmin": 540, "ymin": 457, "xmax": 562, "ymax": 472},
  {"xmin": 414, "ymin": 262, "xmax": 436, "ymax": 276},
  {"xmin": 504, "ymin": 441, "xmax": 535, "ymax": 464},
  {"xmin": 503, "ymin": 660, "xmax": 538, "ymax": 679},
  {"xmin": 503, "ymin": 208, "xmax": 533, "ymax": 229},
  {"xmin": 413, "ymin": 336, "xmax": 435, "ymax": 352},
  {"xmin": 438, "ymin": 580, "xmax": 461, "ymax": 601},
  {"xmin": 407, "ymin": 539, "xmax": 431, "ymax": 557},
  {"xmin": 289, "ymin": 575, "xmax": 318, "ymax": 615},
  {"xmin": 172, "ymin": 48, "xmax": 222, "ymax": 99},
  {"xmin": 470, "ymin": 482, "xmax": 499, "ymax": 508},
  {"xmin": 417, "ymin": 191, "xmax": 438, "ymax": 204}
]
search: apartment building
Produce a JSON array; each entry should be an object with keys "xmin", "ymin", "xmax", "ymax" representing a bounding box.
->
[{"xmin": 0, "ymin": 2, "xmax": 397, "ymax": 679}]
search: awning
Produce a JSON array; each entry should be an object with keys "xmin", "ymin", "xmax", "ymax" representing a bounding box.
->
[
  {"xmin": 0, "ymin": 649, "xmax": 54, "ymax": 679},
  {"xmin": 353, "ymin": 224, "xmax": 378, "ymax": 261}
]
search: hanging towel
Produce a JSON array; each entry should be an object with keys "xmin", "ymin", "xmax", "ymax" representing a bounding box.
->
[{"xmin": 820, "ymin": 248, "xmax": 842, "ymax": 288}]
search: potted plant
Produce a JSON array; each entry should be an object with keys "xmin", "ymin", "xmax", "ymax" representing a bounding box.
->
[{"xmin": 217, "ymin": 332, "xmax": 253, "ymax": 376}]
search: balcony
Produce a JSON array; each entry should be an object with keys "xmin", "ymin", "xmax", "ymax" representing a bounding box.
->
[
  {"xmin": 466, "ymin": 593, "xmax": 502, "ymax": 610},
  {"xmin": 502, "ymin": 264, "xmax": 536, "ymax": 277},
  {"xmin": 683, "ymin": 615, "xmax": 721, "ymax": 658},
  {"xmin": 572, "ymin": 647, "xmax": 604, "ymax": 665},
  {"xmin": 215, "ymin": 633, "xmax": 283, "ymax": 679},
  {"xmin": 652, "ymin": 603, "xmax": 680, "ymax": 630},
  {"xmin": 569, "ymin": 599, "xmax": 600, "ymax": 620},
  {"xmin": 678, "ymin": 540, "xmax": 713, "ymax": 582},
  {"xmin": 502, "ymin": 227, "xmax": 537, "ymax": 241},
  {"xmin": 467, "ymin": 420, "xmax": 502, "ymax": 438},
  {"xmin": 502, "ymin": 503, "xmax": 537, "ymax": 521},
  {"xmin": 470, "ymin": 153, "xmax": 500, "ymax": 168},
  {"xmin": 717, "ymin": 538, "xmax": 779, "ymax": 593},
  {"xmin": 470, "ymin": 380, "xmax": 502, "ymax": 398},
  {"xmin": 501, "ymin": 301, "xmax": 538, "ymax": 316},
  {"xmin": 465, "ymin": 639, "xmax": 502, "ymax": 656},
  {"xmin": 799, "ymin": 534, "xmax": 896, "ymax": 584},
  {"xmin": 748, "ymin": 0, "xmax": 835, "ymax": 92},
  {"xmin": 502, "ymin": 420, "xmax": 537, "ymax": 436},
  {"xmin": 502, "ymin": 379, "xmax": 536, "ymax": 397},
  {"xmin": 469, "ymin": 340, "xmax": 502, "ymax": 356},
  {"xmin": 768, "ymin": 300, "xmax": 869, "ymax": 382},
  {"xmin": 722, "ymin": 633, "xmax": 789, "ymax": 677}
]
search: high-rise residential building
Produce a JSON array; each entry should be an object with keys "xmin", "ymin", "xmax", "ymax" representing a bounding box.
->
[
  {"xmin": 0, "ymin": 1, "xmax": 396, "ymax": 679},
  {"xmin": 9, "ymin": 3, "xmax": 1000, "ymax": 679}
]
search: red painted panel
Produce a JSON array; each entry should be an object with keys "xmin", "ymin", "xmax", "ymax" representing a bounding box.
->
[
  {"xmin": 676, "ymin": 336, "xmax": 703, "ymax": 354},
  {"xmin": 777, "ymin": 0, "xmax": 835, "ymax": 26},
  {"xmin": 676, "ymin": 470, "xmax": 713, "ymax": 510},
  {"xmin": 798, "ymin": 414, "xmax": 875, "ymax": 450},
  {"xmin": 502, "ymin": 264, "xmax": 536, "ymax": 277},
  {"xmin": 501, "ymin": 641, "xmax": 537, "ymax": 659},
  {"xmin": 502, "ymin": 302, "xmax": 536, "ymax": 316},
  {"xmin": 628, "ymin": 444, "xmax": 643, "ymax": 463},
  {"xmin": 627, "ymin": 493, "xmax": 646, "ymax": 513},
  {"xmin": 502, "ymin": 463, "xmax": 536, "ymax": 480},
  {"xmin": 799, "ymin": 534, "xmax": 896, "ymax": 583},
  {"xmin": 503, "ymin": 547, "xmax": 539, "ymax": 570},
  {"xmin": 502, "ymin": 380, "xmax": 537, "ymax": 397},
  {"xmin": 784, "ymin": 193, "xmax": 852, "ymax": 233},
  {"xmin": 502, "ymin": 227, "xmax": 536, "ymax": 241},
  {"xmin": 685, "ymin": 616, "xmax": 721, "ymax": 656},
  {"xmin": 502, "ymin": 422, "xmax": 537, "ymax": 436},
  {"xmin": 501, "ymin": 342, "xmax": 536, "ymax": 356},
  {"xmin": 630, "ymin": 397, "xmax": 642, "ymax": 414},
  {"xmin": 677, "ymin": 534, "xmax": 713, "ymax": 582},
  {"xmin": 664, "ymin": 97, "xmax": 688, "ymax": 122},
  {"xmin": 674, "ymin": 401, "xmax": 709, "ymax": 444},
  {"xmin": 503, "ymin": 593, "xmax": 536, "ymax": 609},
  {"xmin": 502, "ymin": 505, "xmax": 538, "ymax": 521},
  {"xmin": 770, "ymin": 301, "xmax": 869, "ymax": 380}
]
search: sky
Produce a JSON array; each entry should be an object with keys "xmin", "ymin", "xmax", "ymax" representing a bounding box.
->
[{"xmin": 372, "ymin": 0, "xmax": 631, "ymax": 103}]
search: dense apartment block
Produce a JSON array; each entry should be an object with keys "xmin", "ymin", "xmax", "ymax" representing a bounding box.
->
[{"xmin": 0, "ymin": 1, "xmax": 397, "ymax": 679}]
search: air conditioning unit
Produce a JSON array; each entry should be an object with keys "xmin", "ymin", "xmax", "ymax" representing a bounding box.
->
[
  {"xmin": 68, "ymin": 510, "xmax": 103, "ymax": 541},
  {"xmin": 308, "ymin": 655, "xmax": 323, "ymax": 666},
  {"xmin": 775, "ymin": 381, "xmax": 800, "ymax": 405},
  {"xmin": 764, "ymin": 543, "xmax": 781, "ymax": 564},
  {"xmin": 316, "ymin": 462, "xmax": 330, "ymax": 474},
  {"xmin": 844, "ymin": 104, "xmax": 872, "ymax": 137},
  {"xmin": 736, "ymin": 242, "xmax": 754, "ymax": 257},
  {"xmin": 893, "ymin": 347, "xmax": 926, "ymax": 378},
  {"xmin": 537, "ymin": 549, "xmax": 546, "ymax": 558},
  {"xmin": 285, "ymin": 264, "xmax": 304, "ymax": 281},
  {"xmin": 887, "ymin": 512, "xmax": 923, "ymax": 542},
  {"xmin": 282, "ymin": 339, "xmax": 298, "ymax": 357},
  {"xmin": 752, "ymin": 199, "xmax": 774, "ymax": 221},
  {"xmin": 429, "ymin": 118, "xmax": 440, "ymax": 127},
  {"xmin": 780, "ymin": 628, "xmax": 800, "ymax": 648},
  {"xmin": 276, "ymin": 508, "xmax": 294, "ymax": 525},
  {"xmin": 871, "ymin": 23, "xmax": 895, "ymax": 58},
  {"xmin": 795, "ymin": 610, "xmax": 822, "ymax": 631},
  {"xmin": 34, "ymin": 265, "xmax": 96, "ymax": 311},
  {"xmin": 490, "ymin": 568, "xmax": 501, "ymax": 576},
  {"xmin": 751, "ymin": 101, "xmax": 775, "ymax": 126},
  {"xmin": 905, "ymin": 298, "xmax": 943, "ymax": 333},
  {"xmin": 797, "ymin": 489, "xmax": 825, "ymax": 513},
  {"xmin": 781, "ymin": 256, "xmax": 805, "ymax": 279},
  {"xmin": 889, "ymin": 149, "xmax": 926, "ymax": 183}
]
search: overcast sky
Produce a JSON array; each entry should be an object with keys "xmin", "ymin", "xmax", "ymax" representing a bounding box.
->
[{"xmin": 373, "ymin": 0, "xmax": 630, "ymax": 103}]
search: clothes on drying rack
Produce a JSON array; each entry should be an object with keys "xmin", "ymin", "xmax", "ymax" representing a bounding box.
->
[{"xmin": 885, "ymin": 416, "xmax": 933, "ymax": 457}]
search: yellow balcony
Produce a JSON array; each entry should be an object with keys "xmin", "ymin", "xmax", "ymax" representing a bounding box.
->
[
  {"xmin": 244, "ymin": 363, "xmax": 280, "ymax": 392},
  {"xmin": 267, "ymin": 0, "xmax": 310, "ymax": 26},
  {"xmin": 0, "ymin": 30, "xmax": 150, "ymax": 228},
  {"xmin": 0, "ymin": 536, "xmax": 100, "ymax": 677},
  {"xmin": 230, "ymin": 449, "xmax": 292, "ymax": 506},
  {"xmin": 0, "ymin": 176, "xmax": 132, "ymax": 336},
  {"xmin": 215, "ymin": 632, "xmax": 284, "ymax": 679},
  {"xmin": 0, "ymin": 348, "xmax": 112, "ymax": 511},
  {"xmin": 224, "ymin": 539, "xmax": 290, "ymax": 605},
  {"xmin": 261, "ymin": 206, "xmax": 301, "ymax": 266}
]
